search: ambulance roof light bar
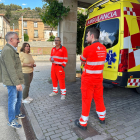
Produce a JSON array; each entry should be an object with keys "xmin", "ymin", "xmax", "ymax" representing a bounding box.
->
[{"xmin": 88, "ymin": 0, "xmax": 120, "ymax": 13}]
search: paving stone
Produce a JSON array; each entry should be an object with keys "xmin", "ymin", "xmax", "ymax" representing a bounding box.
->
[
  {"xmin": 67, "ymin": 135, "xmax": 79, "ymax": 140},
  {"xmin": 47, "ymin": 126, "xmax": 59, "ymax": 132},
  {"xmin": 125, "ymin": 130, "xmax": 136, "ymax": 136},
  {"xmin": 50, "ymin": 133, "xmax": 62, "ymax": 139},
  {"xmin": 115, "ymin": 134, "xmax": 127, "ymax": 139},
  {"xmin": 44, "ymin": 131, "xmax": 55, "ymax": 137},
  {"xmin": 55, "ymin": 128, "xmax": 66, "ymax": 134},
  {"xmin": 61, "ymin": 133, "xmax": 73, "ymax": 139},
  {"xmin": 62, "ymin": 130, "xmax": 71, "ymax": 135},
  {"xmin": 125, "ymin": 136, "xmax": 136, "ymax": 140},
  {"xmin": 133, "ymin": 131, "xmax": 140, "ymax": 139},
  {"xmin": 107, "ymin": 129, "xmax": 117, "ymax": 133}
]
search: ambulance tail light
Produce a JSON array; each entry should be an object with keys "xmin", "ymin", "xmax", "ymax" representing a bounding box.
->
[{"xmin": 118, "ymin": 49, "xmax": 128, "ymax": 72}]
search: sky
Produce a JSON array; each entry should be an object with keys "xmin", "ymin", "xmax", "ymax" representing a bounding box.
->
[{"xmin": 0, "ymin": 0, "xmax": 45, "ymax": 9}]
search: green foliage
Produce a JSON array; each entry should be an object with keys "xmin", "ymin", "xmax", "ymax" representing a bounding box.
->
[
  {"xmin": 24, "ymin": 7, "xmax": 31, "ymax": 10},
  {"xmin": 0, "ymin": 3, "xmax": 22, "ymax": 10},
  {"xmin": 47, "ymin": 35, "xmax": 55, "ymax": 41},
  {"xmin": 5, "ymin": 8, "xmax": 12, "ymax": 19},
  {"xmin": 24, "ymin": 34, "xmax": 29, "ymax": 41},
  {"xmin": 77, "ymin": 11, "xmax": 88, "ymax": 54},
  {"xmin": 35, "ymin": 7, "xmax": 42, "ymax": 13},
  {"xmin": 0, "ymin": 3, "xmax": 5, "ymax": 9},
  {"xmin": 40, "ymin": 0, "xmax": 70, "ymax": 28}
]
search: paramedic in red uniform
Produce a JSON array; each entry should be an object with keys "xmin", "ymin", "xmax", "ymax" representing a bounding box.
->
[
  {"xmin": 49, "ymin": 37, "xmax": 68, "ymax": 100},
  {"xmin": 75, "ymin": 28, "xmax": 107, "ymax": 130}
]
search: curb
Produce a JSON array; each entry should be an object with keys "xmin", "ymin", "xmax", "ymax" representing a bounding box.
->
[
  {"xmin": 16, "ymin": 119, "xmax": 26, "ymax": 140},
  {"xmin": 24, "ymin": 104, "xmax": 45, "ymax": 140}
]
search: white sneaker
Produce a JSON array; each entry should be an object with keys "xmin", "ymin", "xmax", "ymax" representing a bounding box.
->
[
  {"xmin": 61, "ymin": 95, "xmax": 65, "ymax": 100},
  {"xmin": 22, "ymin": 99, "xmax": 30, "ymax": 104},
  {"xmin": 27, "ymin": 97, "xmax": 33, "ymax": 101},
  {"xmin": 49, "ymin": 92, "xmax": 58, "ymax": 96}
]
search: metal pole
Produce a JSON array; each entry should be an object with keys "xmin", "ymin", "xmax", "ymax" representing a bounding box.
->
[
  {"xmin": 57, "ymin": 21, "xmax": 60, "ymax": 37},
  {"xmin": 21, "ymin": 16, "xmax": 24, "ymax": 42},
  {"xmin": 13, "ymin": 23, "xmax": 14, "ymax": 31}
]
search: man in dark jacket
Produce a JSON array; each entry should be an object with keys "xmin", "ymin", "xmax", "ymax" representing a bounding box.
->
[{"xmin": 0, "ymin": 32, "xmax": 24, "ymax": 129}]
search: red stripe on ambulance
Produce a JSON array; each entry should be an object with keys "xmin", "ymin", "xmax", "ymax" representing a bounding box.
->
[
  {"xmin": 131, "ymin": 3, "xmax": 140, "ymax": 16},
  {"xmin": 124, "ymin": 17, "xmax": 130, "ymax": 38},
  {"xmin": 86, "ymin": 9, "xmax": 120, "ymax": 26}
]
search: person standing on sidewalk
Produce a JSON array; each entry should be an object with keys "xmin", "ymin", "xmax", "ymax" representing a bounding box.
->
[
  {"xmin": 49, "ymin": 37, "xmax": 68, "ymax": 100},
  {"xmin": 0, "ymin": 32, "xmax": 25, "ymax": 129},
  {"xmin": 75, "ymin": 28, "xmax": 107, "ymax": 130},
  {"xmin": 19, "ymin": 43, "xmax": 36, "ymax": 104}
]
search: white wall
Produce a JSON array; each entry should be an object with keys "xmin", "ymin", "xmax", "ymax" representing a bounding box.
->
[
  {"xmin": 0, "ymin": 16, "xmax": 3, "ymax": 38},
  {"xmin": 44, "ymin": 30, "xmax": 58, "ymax": 40}
]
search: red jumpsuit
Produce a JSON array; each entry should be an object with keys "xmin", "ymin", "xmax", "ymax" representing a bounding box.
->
[
  {"xmin": 50, "ymin": 45, "xmax": 68, "ymax": 95},
  {"xmin": 79, "ymin": 41, "xmax": 107, "ymax": 126}
]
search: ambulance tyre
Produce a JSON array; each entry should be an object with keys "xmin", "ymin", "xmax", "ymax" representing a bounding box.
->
[{"xmin": 136, "ymin": 86, "xmax": 140, "ymax": 94}]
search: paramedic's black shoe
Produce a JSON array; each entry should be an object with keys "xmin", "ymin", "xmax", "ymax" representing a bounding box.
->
[
  {"xmin": 99, "ymin": 120, "xmax": 105, "ymax": 124},
  {"xmin": 75, "ymin": 119, "xmax": 87, "ymax": 130}
]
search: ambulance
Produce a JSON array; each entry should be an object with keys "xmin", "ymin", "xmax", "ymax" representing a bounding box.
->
[{"xmin": 82, "ymin": 0, "xmax": 140, "ymax": 93}]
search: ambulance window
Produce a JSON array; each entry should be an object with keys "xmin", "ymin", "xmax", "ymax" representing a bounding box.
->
[{"xmin": 84, "ymin": 18, "xmax": 119, "ymax": 48}]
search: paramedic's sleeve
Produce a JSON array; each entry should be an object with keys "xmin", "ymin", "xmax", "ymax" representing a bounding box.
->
[
  {"xmin": 80, "ymin": 48, "xmax": 87, "ymax": 62},
  {"xmin": 62, "ymin": 47, "xmax": 68, "ymax": 67}
]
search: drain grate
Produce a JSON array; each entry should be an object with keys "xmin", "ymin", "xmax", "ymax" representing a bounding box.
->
[
  {"xmin": 21, "ymin": 104, "xmax": 37, "ymax": 140},
  {"xmin": 73, "ymin": 124, "xmax": 99, "ymax": 139}
]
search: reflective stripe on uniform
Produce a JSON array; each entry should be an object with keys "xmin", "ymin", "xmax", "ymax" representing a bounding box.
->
[
  {"xmin": 98, "ymin": 116, "xmax": 105, "ymax": 118},
  {"xmin": 79, "ymin": 121, "xmax": 87, "ymax": 124},
  {"xmin": 83, "ymin": 68, "xmax": 103, "ymax": 74},
  {"xmin": 81, "ymin": 115, "xmax": 89, "ymax": 121},
  {"xmin": 63, "ymin": 57, "xmax": 68, "ymax": 60},
  {"xmin": 81, "ymin": 55, "xmax": 86, "ymax": 60},
  {"xmin": 61, "ymin": 89, "xmax": 66, "ymax": 95},
  {"xmin": 52, "ymin": 56, "xmax": 68, "ymax": 60},
  {"xmin": 53, "ymin": 61, "xmax": 66, "ymax": 65},
  {"xmin": 96, "ymin": 110, "xmax": 106, "ymax": 115},
  {"xmin": 96, "ymin": 110, "xmax": 106, "ymax": 118},
  {"xmin": 87, "ymin": 61, "xmax": 105, "ymax": 66},
  {"xmin": 53, "ymin": 87, "xmax": 58, "ymax": 92},
  {"xmin": 61, "ymin": 89, "xmax": 66, "ymax": 92}
]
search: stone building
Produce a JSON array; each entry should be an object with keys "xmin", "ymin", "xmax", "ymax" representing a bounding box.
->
[
  {"xmin": 18, "ymin": 18, "xmax": 45, "ymax": 42},
  {"xmin": 0, "ymin": 14, "xmax": 10, "ymax": 48}
]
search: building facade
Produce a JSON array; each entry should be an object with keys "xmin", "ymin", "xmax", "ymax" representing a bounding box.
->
[
  {"xmin": 18, "ymin": 18, "xmax": 58, "ymax": 42},
  {"xmin": 18, "ymin": 18, "xmax": 45, "ymax": 42},
  {"xmin": 0, "ymin": 14, "xmax": 10, "ymax": 48}
]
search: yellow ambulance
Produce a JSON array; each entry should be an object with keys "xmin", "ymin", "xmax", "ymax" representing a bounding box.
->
[{"xmin": 82, "ymin": 0, "xmax": 140, "ymax": 93}]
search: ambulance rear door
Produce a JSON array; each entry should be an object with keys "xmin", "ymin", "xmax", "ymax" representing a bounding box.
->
[{"xmin": 128, "ymin": 18, "xmax": 140, "ymax": 73}]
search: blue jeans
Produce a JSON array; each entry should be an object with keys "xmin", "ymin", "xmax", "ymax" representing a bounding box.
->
[{"xmin": 7, "ymin": 86, "xmax": 22, "ymax": 123}]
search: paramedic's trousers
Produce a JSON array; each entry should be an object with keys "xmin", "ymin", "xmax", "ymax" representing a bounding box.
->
[
  {"xmin": 51, "ymin": 64, "xmax": 66, "ymax": 95},
  {"xmin": 79, "ymin": 72, "xmax": 106, "ymax": 126}
]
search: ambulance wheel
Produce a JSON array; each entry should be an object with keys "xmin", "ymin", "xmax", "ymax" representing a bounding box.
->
[{"xmin": 136, "ymin": 86, "xmax": 140, "ymax": 94}]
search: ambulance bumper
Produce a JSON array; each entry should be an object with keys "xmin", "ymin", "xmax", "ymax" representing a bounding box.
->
[{"xmin": 103, "ymin": 71, "xmax": 140, "ymax": 88}]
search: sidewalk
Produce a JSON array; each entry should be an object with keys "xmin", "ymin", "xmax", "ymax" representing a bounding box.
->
[
  {"xmin": 1, "ymin": 62, "xmax": 140, "ymax": 140},
  {"xmin": 23, "ymin": 62, "xmax": 112, "ymax": 140}
]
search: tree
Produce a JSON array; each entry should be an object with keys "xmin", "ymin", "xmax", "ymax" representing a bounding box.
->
[
  {"xmin": 40, "ymin": 0, "xmax": 70, "ymax": 29},
  {"xmin": 0, "ymin": 3, "xmax": 5, "ymax": 10},
  {"xmin": 5, "ymin": 8, "xmax": 12, "ymax": 19},
  {"xmin": 77, "ymin": 11, "xmax": 88, "ymax": 54},
  {"xmin": 35, "ymin": 7, "xmax": 42, "ymax": 12},
  {"xmin": 24, "ymin": 34, "xmax": 29, "ymax": 41}
]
